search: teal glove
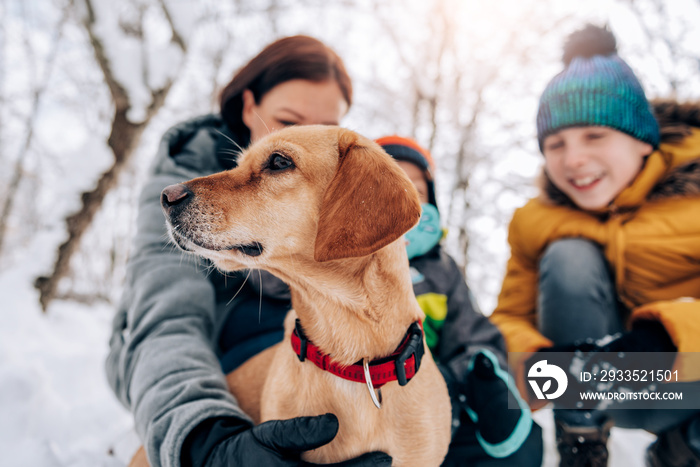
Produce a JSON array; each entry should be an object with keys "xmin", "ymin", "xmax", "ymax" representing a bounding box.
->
[{"xmin": 465, "ymin": 350, "xmax": 533, "ymax": 458}]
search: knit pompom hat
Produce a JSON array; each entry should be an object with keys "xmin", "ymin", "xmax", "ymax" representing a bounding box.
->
[
  {"xmin": 376, "ymin": 135, "xmax": 438, "ymax": 209},
  {"xmin": 536, "ymin": 24, "xmax": 660, "ymax": 151}
]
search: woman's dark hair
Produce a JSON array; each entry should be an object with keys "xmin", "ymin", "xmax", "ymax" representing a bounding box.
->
[{"xmin": 219, "ymin": 35, "xmax": 353, "ymax": 143}]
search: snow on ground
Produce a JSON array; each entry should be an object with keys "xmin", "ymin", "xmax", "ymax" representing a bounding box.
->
[
  {"xmin": 534, "ymin": 407, "xmax": 656, "ymax": 467},
  {"xmin": 0, "ymin": 253, "xmax": 656, "ymax": 467},
  {"xmin": 0, "ymin": 261, "xmax": 133, "ymax": 467}
]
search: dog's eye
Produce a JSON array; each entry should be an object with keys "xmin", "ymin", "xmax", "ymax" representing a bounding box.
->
[{"xmin": 267, "ymin": 153, "xmax": 295, "ymax": 172}]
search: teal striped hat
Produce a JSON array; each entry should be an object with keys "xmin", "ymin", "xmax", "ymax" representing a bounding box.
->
[{"xmin": 536, "ymin": 25, "xmax": 660, "ymax": 151}]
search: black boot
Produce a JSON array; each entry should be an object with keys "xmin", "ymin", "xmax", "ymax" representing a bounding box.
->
[
  {"xmin": 646, "ymin": 420, "xmax": 700, "ymax": 467},
  {"xmin": 556, "ymin": 416, "xmax": 613, "ymax": 467}
]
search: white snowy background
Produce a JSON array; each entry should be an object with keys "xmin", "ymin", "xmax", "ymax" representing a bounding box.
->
[{"xmin": 1, "ymin": 0, "xmax": 698, "ymax": 466}]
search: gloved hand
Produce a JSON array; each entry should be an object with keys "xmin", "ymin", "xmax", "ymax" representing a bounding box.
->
[
  {"xmin": 535, "ymin": 319, "xmax": 676, "ymax": 369},
  {"xmin": 584, "ymin": 320, "xmax": 676, "ymax": 354},
  {"xmin": 183, "ymin": 413, "xmax": 392, "ymax": 467},
  {"xmin": 464, "ymin": 350, "xmax": 533, "ymax": 459},
  {"xmin": 525, "ymin": 320, "xmax": 677, "ymax": 406}
]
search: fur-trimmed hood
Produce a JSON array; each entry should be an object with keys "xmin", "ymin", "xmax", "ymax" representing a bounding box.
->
[
  {"xmin": 648, "ymin": 100, "xmax": 700, "ymax": 200},
  {"xmin": 653, "ymin": 99, "xmax": 700, "ymax": 144},
  {"xmin": 540, "ymin": 99, "xmax": 700, "ymax": 206}
]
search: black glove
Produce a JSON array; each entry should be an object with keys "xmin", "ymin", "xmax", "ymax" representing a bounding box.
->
[
  {"xmin": 531, "ymin": 319, "xmax": 675, "ymax": 368},
  {"xmin": 536, "ymin": 320, "xmax": 676, "ymax": 355},
  {"xmin": 588, "ymin": 320, "xmax": 676, "ymax": 354},
  {"xmin": 183, "ymin": 413, "xmax": 392, "ymax": 467},
  {"xmin": 525, "ymin": 320, "xmax": 677, "ymax": 406},
  {"xmin": 464, "ymin": 350, "xmax": 533, "ymax": 458}
]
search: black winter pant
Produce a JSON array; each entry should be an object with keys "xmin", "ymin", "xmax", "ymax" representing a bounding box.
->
[{"xmin": 539, "ymin": 238, "xmax": 700, "ymax": 454}]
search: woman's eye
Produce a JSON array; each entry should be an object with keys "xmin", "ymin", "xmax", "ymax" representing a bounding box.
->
[
  {"xmin": 267, "ymin": 153, "xmax": 295, "ymax": 171},
  {"xmin": 278, "ymin": 120, "xmax": 297, "ymax": 127}
]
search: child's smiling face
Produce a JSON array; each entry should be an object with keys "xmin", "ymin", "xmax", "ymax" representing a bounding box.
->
[{"xmin": 542, "ymin": 126, "xmax": 653, "ymax": 210}]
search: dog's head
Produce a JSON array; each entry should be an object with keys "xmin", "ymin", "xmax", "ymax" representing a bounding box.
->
[{"xmin": 161, "ymin": 126, "xmax": 422, "ymax": 271}]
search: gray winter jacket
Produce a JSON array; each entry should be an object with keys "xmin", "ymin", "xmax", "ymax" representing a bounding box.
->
[{"xmin": 106, "ymin": 115, "xmax": 272, "ymax": 467}]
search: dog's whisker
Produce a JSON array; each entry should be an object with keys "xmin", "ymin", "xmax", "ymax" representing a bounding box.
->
[
  {"xmin": 208, "ymin": 263, "xmax": 221, "ymax": 278},
  {"xmin": 160, "ymin": 234, "xmax": 173, "ymax": 251},
  {"xmin": 215, "ymin": 129, "xmax": 246, "ymax": 154},
  {"xmin": 217, "ymin": 149, "xmax": 243, "ymax": 164},
  {"xmin": 226, "ymin": 269, "xmax": 253, "ymax": 307},
  {"xmin": 257, "ymin": 268, "xmax": 263, "ymax": 324},
  {"xmin": 178, "ymin": 245, "xmax": 194, "ymax": 267},
  {"xmin": 218, "ymin": 148, "xmax": 242, "ymax": 157},
  {"xmin": 202, "ymin": 262, "xmax": 215, "ymax": 279}
]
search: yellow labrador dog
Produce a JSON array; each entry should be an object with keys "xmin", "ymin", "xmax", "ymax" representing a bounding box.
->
[{"xmin": 159, "ymin": 126, "xmax": 451, "ymax": 466}]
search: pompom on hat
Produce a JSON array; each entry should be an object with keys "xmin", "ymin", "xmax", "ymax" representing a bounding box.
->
[
  {"xmin": 376, "ymin": 135, "xmax": 438, "ymax": 209},
  {"xmin": 536, "ymin": 24, "xmax": 660, "ymax": 151}
]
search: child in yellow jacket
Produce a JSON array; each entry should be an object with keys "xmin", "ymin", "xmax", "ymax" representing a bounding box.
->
[{"xmin": 490, "ymin": 24, "xmax": 700, "ymax": 467}]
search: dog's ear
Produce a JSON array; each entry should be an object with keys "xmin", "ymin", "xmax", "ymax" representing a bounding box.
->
[{"xmin": 314, "ymin": 129, "xmax": 422, "ymax": 262}]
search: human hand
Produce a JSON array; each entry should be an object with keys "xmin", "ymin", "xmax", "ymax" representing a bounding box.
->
[
  {"xmin": 203, "ymin": 414, "xmax": 392, "ymax": 467},
  {"xmin": 587, "ymin": 320, "xmax": 676, "ymax": 354},
  {"xmin": 465, "ymin": 350, "xmax": 533, "ymax": 458},
  {"xmin": 525, "ymin": 321, "xmax": 676, "ymax": 405}
]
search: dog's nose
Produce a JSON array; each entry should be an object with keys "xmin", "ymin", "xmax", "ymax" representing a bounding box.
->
[{"xmin": 161, "ymin": 184, "xmax": 192, "ymax": 213}]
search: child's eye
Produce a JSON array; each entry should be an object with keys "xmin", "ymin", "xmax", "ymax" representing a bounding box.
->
[
  {"xmin": 586, "ymin": 131, "xmax": 605, "ymax": 140},
  {"xmin": 545, "ymin": 141, "xmax": 564, "ymax": 151}
]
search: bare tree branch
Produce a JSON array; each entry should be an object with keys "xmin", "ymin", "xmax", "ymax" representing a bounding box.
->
[
  {"xmin": 0, "ymin": 7, "xmax": 68, "ymax": 258},
  {"xmin": 35, "ymin": 0, "xmax": 188, "ymax": 311},
  {"xmin": 157, "ymin": 0, "xmax": 187, "ymax": 52}
]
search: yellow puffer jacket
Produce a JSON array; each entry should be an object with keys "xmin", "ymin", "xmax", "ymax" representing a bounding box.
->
[{"xmin": 490, "ymin": 101, "xmax": 700, "ymax": 384}]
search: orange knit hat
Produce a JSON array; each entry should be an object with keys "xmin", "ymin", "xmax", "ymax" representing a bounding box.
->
[
  {"xmin": 375, "ymin": 135, "xmax": 435, "ymax": 173},
  {"xmin": 376, "ymin": 135, "xmax": 437, "ymax": 208}
]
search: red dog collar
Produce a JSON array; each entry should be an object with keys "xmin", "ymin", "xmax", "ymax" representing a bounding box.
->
[{"xmin": 290, "ymin": 319, "xmax": 424, "ymax": 388}]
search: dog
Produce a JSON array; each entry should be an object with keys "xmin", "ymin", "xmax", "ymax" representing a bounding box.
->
[{"xmin": 157, "ymin": 126, "xmax": 452, "ymax": 465}]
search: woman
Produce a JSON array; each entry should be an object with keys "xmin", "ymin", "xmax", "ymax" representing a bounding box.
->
[{"xmin": 106, "ymin": 36, "xmax": 390, "ymax": 467}]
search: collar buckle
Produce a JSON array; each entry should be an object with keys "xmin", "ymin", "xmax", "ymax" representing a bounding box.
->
[
  {"xmin": 395, "ymin": 321, "xmax": 424, "ymax": 386},
  {"xmin": 295, "ymin": 319, "xmax": 308, "ymax": 362}
]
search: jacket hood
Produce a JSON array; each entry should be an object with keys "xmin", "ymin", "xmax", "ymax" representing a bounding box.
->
[
  {"xmin": 653, "ymin": 99, "xmax": 700, "ymax": 143},
  {"xmin": 540, "ymin": 99, "xmax": 700, "ymax": 207}
]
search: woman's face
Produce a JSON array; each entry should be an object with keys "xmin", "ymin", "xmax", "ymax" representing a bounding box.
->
[
  {"xmin": 542, "ymin": 127, "xmax": 653, "ymax": 210},
  {"xmin": 242, "ymin": 79, "xmax": 348, "ymax": 142}
]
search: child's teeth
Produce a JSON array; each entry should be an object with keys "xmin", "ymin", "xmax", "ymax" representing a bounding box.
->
[{"xmin": 574, "ymin": 175, "xmax": 598, "ymax": 186}]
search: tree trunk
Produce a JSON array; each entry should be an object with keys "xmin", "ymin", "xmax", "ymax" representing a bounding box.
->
[
  {"xmin": 34, "ymin": 109, "xmax": 146, "ymax": 310},
  {"xmin": 35, "ymin": 0, "xmax": 183, "ymax": 311}
]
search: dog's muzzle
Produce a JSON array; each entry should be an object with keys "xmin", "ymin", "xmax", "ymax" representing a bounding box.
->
[{"xmin": 160, "ymin": 184, "xmax": 264, "ymax": 257}]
